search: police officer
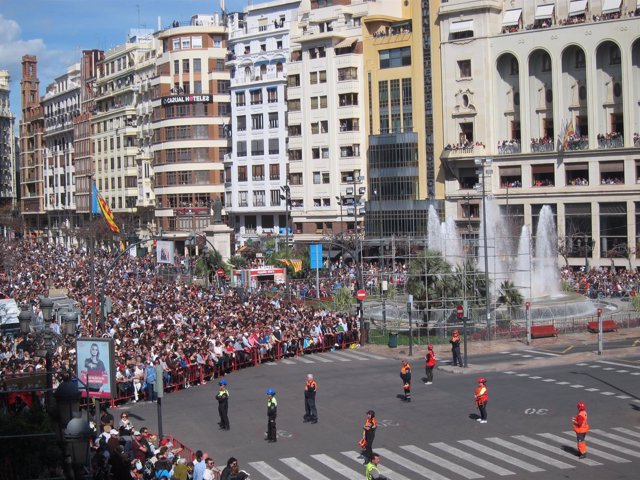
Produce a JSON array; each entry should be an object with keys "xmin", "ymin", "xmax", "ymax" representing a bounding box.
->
[
  {"xmin": 365, "ymin": 453, "xmax": 390, "ymax": 480},
  {"xmin": 450, "ymin": 330, "xmax": 463, "ymax": 367},
  {"xmin": 400, "ymin": 360, "xmax": 412, "ymax": 402},
  {"xmin": 303, "ymin": 374, "xmax": 318, "ymax": 424},
  {"xmin": 216, "ymin": 379, "xmax": 230, "ymax": 430},
  {"xmin": 266, "ymin": 388, "xmax": 278, "ymax": 443}
]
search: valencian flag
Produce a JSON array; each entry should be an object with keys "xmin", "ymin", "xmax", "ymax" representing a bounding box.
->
[
  {"xmin": 278, "ymin": 258, "xmax": 303, "ymax": 272},
  {"xmin": 92, "ymin": 183, "xmax": 120, "ymax": 234}
]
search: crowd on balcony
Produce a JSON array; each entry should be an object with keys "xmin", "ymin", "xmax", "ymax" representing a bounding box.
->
[
  {"xmin": 497, "ymin": 139, "xmax": 521, "ymax": 154},
  {"xmin": 500, "ymin": 180, "xmax": 522, "ymax": 188},
  {"xmin": 597, "ymin": 132, "xmax": 624, "ymax": 149},
  {"xmin": 568, "ymin": 177, "xmax": 589, "ymax": 186},
  {"xmin": 444, "ymin": 140, "xmax": 485, "ymax": 152},
  {"xmin": 600, "ymin": 176, "xmax": 625, "ymax": 185},
  {"xmin": 564, "ymin": 135, "xmax": 589, "ymax": 151},
  {"xmin": 634, "ymin": 133, "xmax": 640, "ymax": 146},
  {"xmin": 532, "ymin": 179, "xmax": 554, "ymax": 187},
  {"xmin": 530, "ymin": 137, "xmax": 554, "ymax": 152}
]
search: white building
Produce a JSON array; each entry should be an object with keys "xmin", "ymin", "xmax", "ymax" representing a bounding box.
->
[
  {"xmin": 225, "ymin": 0, "xmax": 300, "ymax": 245},
  {"xmin": 438, "ymin": 0, "xmax": 640, "ymax": 269},
  {"xmin": 0, "ymin": 70, "xmax": 16, "ymax": 210}
]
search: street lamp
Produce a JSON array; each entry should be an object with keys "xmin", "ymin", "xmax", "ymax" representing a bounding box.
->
[
  {"xmin": 280, "ymin": 184, "xmax": 291, "ymax": 302},
  {"xmin": 335, "ymin": 196, "xmax": 345, "ymax": 261},
  {"xmin": 65, "ymin": 412, "xmax": 93, "ymax": 477},
  {"xmin": 474, "ymin": 157, "xmax": 493, "ymax": 340}
]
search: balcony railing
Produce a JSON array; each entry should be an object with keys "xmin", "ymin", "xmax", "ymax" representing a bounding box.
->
[{"xmin": 597, "ymin": 135, "xmax": 624, "ymax": 149}]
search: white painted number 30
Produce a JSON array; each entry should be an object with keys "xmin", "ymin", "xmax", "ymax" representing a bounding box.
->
[{"xmin": 524, "ymin": 408, "xmax": 549, "ymax": 415}]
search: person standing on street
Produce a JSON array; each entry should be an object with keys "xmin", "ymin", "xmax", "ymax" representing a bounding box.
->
[
  {"xmin": 424, "ymin": 344, "xmax": 436, "ymax": 384},
  {"xmin": 400, "ymin": 360, "xmax": 412, "ymax": 402},
  {"xmin": 266, "ymin": 388, "xmax": 278, "ymax": 443},
  {"xmin": 216, "ymin": 379, "xmax": 230, "ymax": 430},
  {"xmin": 365, "ymin": 453, "xmax": 390, "ymax": 480},
  {"xmin": 572, "ymin": 401, "xmax": 589, "ymax": 459},
  {"xmin": 303, "ymin": 374, "xmax": 318, "ymax": 424},
  {"xmin": 474, "ymin": 377, "xmax": 488, "ymax": 423},
  {"xmin": 361, "ymin": 410, "xmax": 377, "ymax": 464},
  {"xmin": 450, "ymin": 330, "xmax": 463, "ymax": 367}
]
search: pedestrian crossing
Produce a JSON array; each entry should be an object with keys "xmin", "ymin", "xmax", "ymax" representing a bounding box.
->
[
  {"xmin": 246, "ymin": 426, "xmax": 640, "ymax": 480},
  {"xmin": 272, "ymin": 349, "xmax": 389, "ymax": 366},
  {"xmin": 498, "ymin": 350, "xmax": 560, "ymax": 360},
  {"xmin": 575, "ymin": 360, "xmax": 640, "ymax": 376},
  {"xmin": 502, "ymin": 368, "xmax": 640, "ymax": 403}
]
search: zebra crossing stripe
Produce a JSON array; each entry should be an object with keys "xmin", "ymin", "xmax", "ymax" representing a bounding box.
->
[
  {"xmin": 341, "ymin": 451, "xmax": 411, "ymax": 480},
  {"xmin": 294, "ymin": 357, "xmax": 316, "ymax": 364},
  {"xmin": 485, "ymin": 438, "xmax": 573, "ymax": 469},
  {"xmin": 589, "ymin": 429, "xmax": 640, "ymax": 449},
  {"xmin": 280, "ymin": 457, "xmax": 331, "ymax": 480},
  {"xmin": 512, "ymin": 435, "xmax": 602, "ymax": 466},
  {"xmin": 516, "ymin": 373, "xmax": 528, "ymax": 377},
  {"xmin": 248, "ymin": 461, "xmax": 291, "ymax": 480},
  {"xmin": 326, "ymin": 353, "xmax": 351, "ymax": 362},
  {"xmin": 584, "ymin": 388, "xmax": 599, "ymax": 392},
  {"xmin": 613, "ymin": 427, "xmax": 640, "ymax": 439},
  {"xmin": 615, "ymin": 370, "xmax": 629, "ymax": 373},
  {"xmin": 400, "ymin": 445, "xmax": 483, "ymax": 479},
  {"xmin": 280, "ymin": 359, "xmax": 296, "ymax": 365},
  {"xmin": 310, "ymin": 454, "xmax": 361, "ymax": 480},
  {"xmin": 562, "ymin": 431, "xmax": 640, "ymax": 458},
  {"xmin": 529, "ymin": 376, "xmax": 542, "ymax": 379},
  {"xmin": 458, "ymin": 440, "xmax": 545, "ymax": 473},
  {"xmin": 429, "ymin": 442, "xmax": 515, "ymax": 476},
  {"xmin": 375, "ymin": 448, "xmax": 453, "ymax": 480},
  {"xmin": 570, "ymin": 384, "xmax": 584, "ymax": 388},
  {"xmin": 310, "ymin": 355, "xmax": 334, "ymax": 363},
  {"xmin": 537, "ymin": 433, "xmax": 631, "ymax": 463},
  {"xmin": 348, "ymin": 350, "xmax": 388, "ymax": 361},
  {"xmin": 333, "ymin": 351, "xmax": 368, "ymax": 361}
]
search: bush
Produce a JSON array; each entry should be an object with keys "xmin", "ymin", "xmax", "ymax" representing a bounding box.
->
[{"xmin": 631, "ymin": 295, "xmax": 640, "ymax": 312}]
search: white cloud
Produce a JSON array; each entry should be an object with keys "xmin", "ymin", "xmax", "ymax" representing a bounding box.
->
[{"xmin": 0, "ymin": 15, "xmax": 47, "ymax": 74}]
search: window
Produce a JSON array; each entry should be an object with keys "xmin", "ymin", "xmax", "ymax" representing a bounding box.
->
[
  {"xmin": 271, "ymin": 190, "xmax": 281, "ymax": 206},
  {"xmin": 192, "ymin": 36, "xmax": 203, "ymax": 48},
  {"xmin": 290, "ymin": 172, "xmax": 303, "ymax": 185},
  {"xmin": 311, "ymin": 97, "xmax": 318, "ymax": 109},
  {"xmin": 458, "ymin": 60, "xmax": 471, "ymax": 79},
  {"xmin": 237, "ymin": 166, "xmax": 247, "ymax": 182},
  {"xmin": 251, "ymin": 114, "xmax": 264, "ymax": 130},
  {"xmin": 213, "ymin": 36, "xmax": 222, "ymax": 48},
  {"xmin": 237, "ymin": 141, "xmax": 247, "ymax": 157},
  {"xmin": 269, "ymin": 164, "xmax": 280, "ymax": 180},
  {"xmin": 338, "ymin": 67, "xmax": 357, "ymax": 81},
  {"xmin": 250, "ymin": 90, "xmax": 263, "ymax": 105},
  {"xmin": 251, "ymin": 139, "xmax": 264, "ymax": 156},
  {"xmin": 172, "ymin": 38, "xmax": 180, "ymax": 50},
  {"xmin": 267, "ymin": 88, "xmax": 278, "ymax": 103},
  {"xmin": 288, "ymin": 74, "xmax": 300, "ymax": 87},
  {"xmin": 216, "ymin": 59, "xmax": 225, "ymax": 71},
  {"xmin": 288, "ymin": 125, "xmax": 302, "ymax": 136},
  {"xmin": 340, "ymin": 144, "xmax": 360, "ymax": 157},
  {"xmin": 339, "ymin": 93, "xmax": 358, "ymax": 106},
  {"xmin": 609, "ymin": 46, "xmax": 621, "ymax": 65},
  {"xmin": 542, "ymin": 54, "xmax": 551, "ymax": 72},
  {"xmin": 379, "ymin": 47, "xmax": 411, "ymax": 69},
  {"xmin": 310, "ymin": 72, "xmax": 318, "ymax": 84},
  {"xmin": 268, "ymin": 112, "xmax": 279, "ymax": 129},
  {"xmin": 174, "ymin": 60, "xmax": 180, "ymax": 74},
  {"xmin": 459, "ymin": 122, "xmax": 474, "ymax": 142},
  {"xmin": 322, "ymin": 172, "xmax": 330, "ymax": 184},
  {"xmin": 268, "ymin": 138, "xmax": 279, "ymax": 155},
  {"xmin": 575, "ymin": 50, "xmax": 585, "ymax": 69},
  {"xmin": 287, "ymin": 99, "xmax": 301, "ymax": 111},
  {"xmin": 390, "ymin": 80, "xmax": 400, "ymax": 107},
  {"xmin": 217, "ymin": 80, "xmax": 230, "ymax": 94},
  {"xmin": 181, "ymin": 37, "xmax": 191, "ymax": 49},
  {"xmin": 339, "ymin": 118, "xmax": 359, "ymax": 132},
  {"xmin": 193, "ymin": 81, "xmax": 202, "ymax": 94},
  {"xmin": 238, "ymin": 191, "xmax": 248, "ymax": 207},
  {"xmin": 252, "ymin": 165, "xmax": 265, "ymax": 181},
  {"xmin": 288, "ymin": 149, "xmax": 302, "ymax": 160},
  {"xmin": 313, "ymin": 171, "xmax": 321, "ymax": 184},
  {"xmin": 319, "ymin": 70, "xmax": 327, "ymax": 83},
  {"xmin": 236, "ymin": 91, "xmax": 245, "ymax": 106},
  {"xmin": 183, "ymin": 59, "xmax": 190, "ymax": 73}
]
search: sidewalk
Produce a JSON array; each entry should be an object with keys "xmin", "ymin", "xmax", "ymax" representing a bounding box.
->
[{"xmin": 358, "ymin": 327, "xmax": 640, "ymax": 374}]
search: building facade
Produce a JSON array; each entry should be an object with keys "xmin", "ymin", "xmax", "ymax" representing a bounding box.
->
[
  {"xmin": 0, "ymin": 70, "xmax": 16, "ymax": 211},
  {"xmin": 152, "ymin": 14, "xmax": 231, "ymax": 239},
  {"xmin": 438, "ymin": 0, "xmax": 640, "ymax": 269},
  {"xmin": 225, "ymin": 0, "xmax": 300, "ymax": 246}
]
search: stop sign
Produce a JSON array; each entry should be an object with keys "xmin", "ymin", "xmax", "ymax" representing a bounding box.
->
[
  {"xmin": 356, "ymin": 289, "xmax": 367, "ymax": 301},
  {"xmin": 216, "ymin": 268, "xmax": 225, "ymax": 277},
  {"xmin": 456, "ymin": 305, "xmax": 464, "ymax": 319},
  {"xmin": 87, "ymin": 295, "xmax": 97, "ymax": 307}
]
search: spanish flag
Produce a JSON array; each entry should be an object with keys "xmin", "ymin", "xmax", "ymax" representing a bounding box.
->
[{"xmin": 92, "ymin": 183, "xmax": 120, "ymax": 234}]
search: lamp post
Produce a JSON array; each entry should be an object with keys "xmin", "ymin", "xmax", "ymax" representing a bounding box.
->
[
  {"xmin": 280, "ymin": 183, "xmax": 291, "ymax": 302},
  {"xmin": 350, "ymin": 175, "xmax": 365, "ymax": 345},
  {"xmin": 475, "ymin": 157, "xmax": 493, "ymax": 340},
  {"xmin": 335, "ymin": 196, "xmax": 344, "ymax": 260}
]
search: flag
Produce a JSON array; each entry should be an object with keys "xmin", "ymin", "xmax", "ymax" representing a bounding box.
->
[
  {"xmin": 278, "ymin": 259, "xmax": 291, "ymax": 267},
  {"xmin": 557, "ymin": 119, "xmax": 567, "ymax": 151},
  {"xmin": 563, "ymin": 120, "xmax": 575, "ymax": 149},
  {"xmin": 92, "ymin": 183, "xmax": 120, "ymax": 233},
  {"xmin": 290, "ymin": 259, "xmax": 303, "ymax": 273}
]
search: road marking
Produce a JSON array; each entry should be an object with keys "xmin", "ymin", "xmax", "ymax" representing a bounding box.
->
[
  {"xmin": 310, "ymin": 454, "xmax": 361, "ymax": 480},
  {"xmin": 616, "ymin": 395, "xmax": 631, "ymax": 399},
  {"xmin": 562, "ymin": 431, "xmax": 640, "ymax": 458},
  {"xmin": 280, "ymin": 457, "xmax": 332, "ymax": 480},
  {"xmin": 555, "ymin": 381, "xmax": 570, "ymax": 385},
  {"xmin": 516, "ymin": 373, "xmax": 528, "ymax": 377},
  {"xmin": 524, "ymin": 349, "xmax": 559, "ymax": 357},
  {"xmin": 613, "ymin": 427, "xmax": 640, "ymax": 439},
  {"xmin": 294, "ymin": 357, "xmax": 316, "ymax": 364},
  {"xmin": 332, "ymin": 351, "xmax": 368, "ymax": 361},
  {"xmin": 537, "ymin": 433, "xmax": 630, "ymax": 463},
  {"xmin": 615, "ymin": 370, "xmax": 629, "ymax": 373},
  {"xmin": 499, "ymin": 351, "xmax": 510, "ymax": 354},
  {"xmin": 503, "ymin": 371, "xmax": 517, "ymax": 374},
  {"xmin": 585, "ymin": 388, "xmax": 599, "ymax": 392},
  {"xmin": 310, "ymin": 355, "xmax": 334, "ymax": 363},
  {"xmin": 510, "ymin": 353, "xmax": 523, "ymax": 356},
  {"xmin": 576, "ymin": 363, "xmax": 589, "ymax": 366},
  {"xmin": 341, "ymin": 451, "xmax": 411, "ymax": 480},
  {"xmin": 280, "ymin": 359, "xmax": 296, "ymax": 365},
  {"xmin": 401, "ymin": 445, "xmax": 483, "ymax": 479},
  {"xmin": 376, "ymin": 448, "xmax": 454, "ymax": 480},
  {"xmin": 248, "ymin": 461, "xmax": 291, "ymax": 480},
  {"xmin": 348, "ymin": 350, "xmax": 388, "ymax": 361},
  {"xmin": 569, "ymin": 384, "xmax": 584, "ymax": 388},
  {"xmin": 542, "ymin": 378, "xmax": 556, "ymax": 382},
  {"xmin": 458, "ymin": 439, "xmax": 544, "ymax": 473},
  {"xmin": 588, "ymin": 365, "xmax": 601, "ymax": 368},
  {"xmin": 429, "ymin": 442, "xmax": 514, "ymax": 476},
  {"xmin": 600, "ymin": 391, "xmax": 616, "ymax": 396},
  {"xmin": 529, "ymin": 376, "xmax": 542, "ymax": 379},
  {"xmin": 602, "ymin": 367, "xmax": 615, "ymax": 371},
  {"xmin": 590, "ymin": 429, "xmax": 640, "ymax": 449},
  {"xmin": 485, "ymin": 438, "xmax": 573, "ymax": 469},
  {"xmin": 597, "ymin": 360, "xmax": 640, "ymax": 370},
  {"xmin": 521, "ymin": 355, "xmax": 533, "ymax": 358},
  {"xmin": 562, "ymin": 345, "xmax": 575, "ymax": 354},
  {"xmin": 512, "ymin": 435, "xmax": 602, "ymax": 466},
  {"xmin": 631, "ymin": 372, "xmax": 640, "ymax": 376}
]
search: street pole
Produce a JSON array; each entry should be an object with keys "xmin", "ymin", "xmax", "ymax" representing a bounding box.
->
[
  {"xmin": 463, "ymin": 317, "xmax": 468, "ymax": 368},
  {"xmin": 525, "ymin": 302, "xmax": 531, "ymax": 345},
  {"xmin": 408, "ymin": 295, "xmax": 413, "ymax": 357},
  {"xmin": 381, "ymin": 281, "xmax": 387, "ymax": 331},
  {"xmin": 597, "ymin": 308, "xmax": 603, "ymax": 355},
  {"xmin": 156, "ymin": 361, "xmax": 164, "ymax": 438},
  {"xmin": 477, "ymin": 158, "xmax": 492, "ymax": 340},
  {"xmin": 281, "ymin": 185, "xmax": 291, "ymax": 303}
]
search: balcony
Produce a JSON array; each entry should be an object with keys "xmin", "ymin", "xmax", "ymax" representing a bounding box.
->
[
  {"xmin": 496, "ymin": 141, "xmax": 521, "ymax": 155},
  {"xmin": 597, "ymin": 134, "xmax": 624, "ymax": 149},
  {"xmin": 231, "ymin": 71, "xmax": 285, "ymax": 86}
]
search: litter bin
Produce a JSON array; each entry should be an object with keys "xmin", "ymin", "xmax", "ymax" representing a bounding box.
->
[{"xmin": 388, "ymin": 332, "xmax": 398, "ymax": 348}]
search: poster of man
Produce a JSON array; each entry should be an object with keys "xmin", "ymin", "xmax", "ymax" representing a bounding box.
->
[
  {"xmin": 76, "ymin": 338, "xmax": 115, "ymax": 399},
  {"xmin": 156, "ymin": 240, "xmax": 175, "ymax": 264}
]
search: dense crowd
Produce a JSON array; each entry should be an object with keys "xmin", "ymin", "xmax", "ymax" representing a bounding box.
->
[{"xmin": 560, "ymin": 267, "xmax": 640, "ymax": 298}]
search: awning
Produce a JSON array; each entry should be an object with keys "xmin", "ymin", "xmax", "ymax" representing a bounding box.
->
[
  {"xmin": 535, "ymin": 4, "xmax": 555, "ymax": 20},
  {"xmin": 599, "ymin": 161, "xmax": 623, "ymax": 172},
  {"xmin": 450, "ymin": 20, "xmax": 474, "ymax": 34},
  {"xmin": 565, "ymin": 163, "xmax": 588, "ymax": 171},
  {"xmin": 532, "ymin": 164, "xmax": 554, "ymax": 174},
  {"xmin": 500, "ymin": 167, "xmax": 521, "ymax": 176},
  {"xmin": 602, "ymin": 0, "xmax": 622, "ymax": 14},
  {"xmin": 502, "ymin": 9, "xmax": 522, "ymax": 27},
  {"xmin": 335, "ymin": 37, "xmax": 357, "ymax": 49},
  {"xmin": 569, "ymin": 0, "xmax": 588, "ymax": 16}
]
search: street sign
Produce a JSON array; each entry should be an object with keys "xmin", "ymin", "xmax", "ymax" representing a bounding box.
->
[
  {"xmin": 356, "ymin": 289, "xmax": 367, "ymax": 301},
  {"xmin": 216, "ymin": 268, "xmax": 225, "ymax": 277},
  {"xmin": 456, "ymin": 305, "xmax": 464, "ymax": 319},
  {"xmin": 87, "ymin": 296, "xmax": 97, "ymax": 307},
  {"xmin": 525, "ymin": 302, "xmax": 531, "ymax": 310},
  {"xmin": 310, "ymin": 244, "xmax": 322, "ymax": 269},
  {"xmin": 597, "ymin": 308, "xmax": 602, "ymax": 316}
]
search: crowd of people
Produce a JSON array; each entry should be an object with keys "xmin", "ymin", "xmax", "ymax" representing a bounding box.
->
[{"xmin": 560, "ymin": 267, "xmax": 640, "ymax": 298}]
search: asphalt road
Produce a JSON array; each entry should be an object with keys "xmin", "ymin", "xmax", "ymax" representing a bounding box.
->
[{"xmin": 121, "ymin": 349, "xmax": 640, "ymax": 480}]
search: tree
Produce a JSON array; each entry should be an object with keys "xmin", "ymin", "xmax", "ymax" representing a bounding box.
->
[
  {"xmin": 333, "ymin": 287, "xmax": 354, "ymax": 313},
  {"xmin": 195, "ymin": 249, "xmax": 224, "ymax": 280},
  {"xmin": 406, "ymin": 249, "xmax": 459, "ymax": 311}
]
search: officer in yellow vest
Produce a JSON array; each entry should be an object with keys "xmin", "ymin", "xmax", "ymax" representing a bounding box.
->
[
  {"xmin": 365, "ymin": 453, "xmax": 390, "ymax": 480},
  {"xmin": 266, "ymin": 388, "xmax": 278, "ymax": 443}
]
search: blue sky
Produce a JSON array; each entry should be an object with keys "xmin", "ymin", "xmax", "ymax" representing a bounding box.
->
[{"xmin": 0, "ymin": 0, "xmax": 249, "ymax": 123}]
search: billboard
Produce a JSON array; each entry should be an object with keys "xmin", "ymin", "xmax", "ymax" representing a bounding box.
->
[
  {"xmin": 76, "ymin": 338, "xmax": 115, "ymax": 399},
  {"xmin": 156, "ymin": 240, "xmax": 175, "ymax": 264}
]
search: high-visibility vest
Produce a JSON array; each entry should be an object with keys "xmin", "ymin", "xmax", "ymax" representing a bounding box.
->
[
  {"xmin": 474, "ymin": 385, "xmax": 488, "ymax": 405},
  {"xmin": 425, "ymin": 351, "xmax": 436, "ymax": 367},
  {"xmin": 365, "ymin": 462, "xmax": 379, "ymax": 480},
  {"xmin": 573, "ymin": 410, "xmax": 589, "ymax": 434},
  {"xmin": 365, "ymin": 418, "xmax": 377, "ymax": 431},
  {"xmin": 401, "ymin": 364, "xmax": 411, "ymax": 375}
]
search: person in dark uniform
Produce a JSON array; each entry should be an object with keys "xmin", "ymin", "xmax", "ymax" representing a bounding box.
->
[
  {"xmin": 400, "ymin": 360, "xmax": 412, "ymax": 402},
  {"xmin": 216, "ymin": 379, "xmax": 230, "ymax": 430},
  {"xmin": 266, "ymin": 388, "xmax": 278, "ymax": 443},
  {"xmin": 361, "ymin": 410, "xmax": 377, "ymax": 464},
  {"xmin": 303, "ymin": 374, "xmax": 318, "ymax": 424},
  {"xmin": 450, "ymin": 330, "xmax": 463, "ymax": 367}
]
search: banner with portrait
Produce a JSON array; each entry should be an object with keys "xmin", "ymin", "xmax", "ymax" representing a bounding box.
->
[
  {"xmin": 76, "ymin": 338, "xmax": 115, "ymax": 399},
  {"xmin": 156, "ymin": 240, "xmax": 175, "ymax": 264}
]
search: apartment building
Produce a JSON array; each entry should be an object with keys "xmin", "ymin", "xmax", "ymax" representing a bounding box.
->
[
  {"xmin": 152, "ymin": 14, "xmax": 231, "ymax": 239},
  {"xmin": 225, "ymin": 0, "xmax": 300, "ymax": 245},
  {"xmin": 19, "ymin": 55, "xmax": 45, "ymax": 232},
  {"xmin": 438, "ymin": 0, "xmax": 640, "ymax": 268},
  {"xmin": 41, "ymin": 63, "xmax": 80, "ymax": 242},
  {"xmin": 93, "ymin": 30, "xmax": 156, "ymax": 233},
  {"xmin": 0, "ymin": 71, "xmax": 16, "ymax": 210},
  {"xmin": 285, "ymin": 0, "xmax": 399, "ymax": 240}
]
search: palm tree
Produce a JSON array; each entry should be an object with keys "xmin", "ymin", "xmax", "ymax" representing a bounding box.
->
[{"xmin": 407, "ymin": 249, "xmax": 460, "ymax": 311}]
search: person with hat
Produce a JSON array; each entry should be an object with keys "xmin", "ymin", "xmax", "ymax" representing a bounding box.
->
[
  {"xmin": 474, "ymin": 377, "xmax": 488, "ymax": 423},
  {"xmin": 216, "ymin": 379, "xmax": 230, "ymax": 430},
  {"xmin": 266, "ymin": 388, "xmax": 278, "ymax": 443},
  {"xmin": 450, "ymin": 330, "xmax": 463, "ymax": 367},
  {"xmin": 424, "ymin": 344, "xmax": 437, "ymax": 384},
  {"xmin": 572, "ymin": 401, "xmax": 589, "ymax": 459},
  {"xmin": 303, "ymin": 374, "xmax": 318, "ymax": 424},
  {"xmin": 400, "ymin": 360, "xmax": 412, "ymax": 402}
]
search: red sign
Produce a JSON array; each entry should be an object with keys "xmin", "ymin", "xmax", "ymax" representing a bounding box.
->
[
  {"xmin": 456, "ymin": 305, "xmax": 464, "ymax": 319},
  {"xmin": 597, "ymin": 308, "xmax": 602, "ymax": 316},
  {"xmin": 216, "ymin": 268, "xmax": 225, "ymax": 277},
  {"xmin": 525, "ymin": 302, "xmax": 531, "ymax": 310},
  {"xmin": 356, "ymin": 289, "xmax": 367, "ymax": 301},
  {"xmin": 87, "ymin": 296, "xmax": 97, "ymax": 307}
]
